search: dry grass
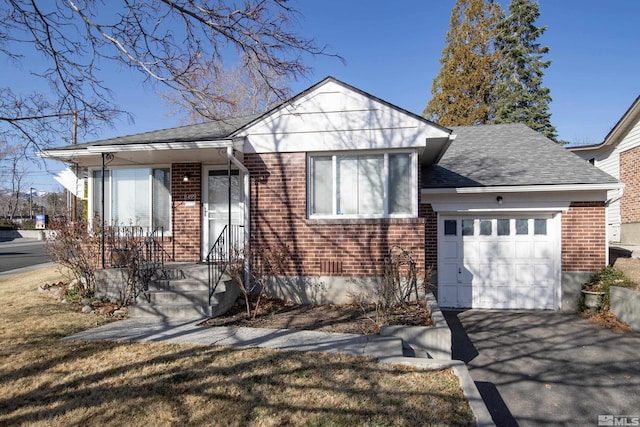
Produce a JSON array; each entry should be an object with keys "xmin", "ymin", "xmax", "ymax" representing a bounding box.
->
[{"xmin": 0, "ymin": 266, "xmax": 475, "ymax": 426}]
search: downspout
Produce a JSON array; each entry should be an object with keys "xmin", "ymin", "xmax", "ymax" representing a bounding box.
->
[
  {"xmin": 226, "ymin": 147, "xmax": 250, "ymax": 278},
  {"xmin": 101, "ymin": 153, "xmax": 106, "ymax": 269}
]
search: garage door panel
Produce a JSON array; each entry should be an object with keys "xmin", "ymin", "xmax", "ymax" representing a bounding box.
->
[
  {"xmin": 535, "ymin": 287, "xmax": 554, "ymax": 309},
  {"xmin": 534, "ymin": 263, "xmax": 552, "ymax": 282},
  {"xmin": 534, "ymin": 242, "xmax": 552, "ymax": 259},
  {"xmin": 474, "ymin": 286, "xmax": 512, "ymax": 309},
  {"xmin": 515, "ymin": 263, "xmax": 534, "ymax": 283},
  {"xmin": 439, "ymin": 215, "xmax": 558, "ymax": 310},
  {"xmin": 463, "ymin": 241, "xmax": 479, "ymax": 259},
  {"xmin": 469, "ymin": 263, "xmax": 490, "ymax": 282},
  {"xmin": 495, "ymin": 263, "xmax": 513, "ymax": 283},
  {"xmin": 438, "ymin": 284, "xmax": 461, "ymax": 308},
  {"xmin": 515, "ymin": 241, "xmax": 531, "ymax": 259},
  {"xmin": 457, "ymin": 286, "xmax": 473, "ymax": 307},
  {"xmin": 440, "ymin": 262, "xmax": 459, "ymax": 283},
  {"xmin": 441, "ymin": 241, "xmax": 459, "ymax": 259},
  {"xmin": 479, "ymin": 241, "xmax": 513, "ymax": 260}
]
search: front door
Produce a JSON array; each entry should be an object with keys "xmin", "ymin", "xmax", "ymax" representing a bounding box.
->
[{"xmin": 202, "ymin": 167, "xmax": 242, "ymax": 260}]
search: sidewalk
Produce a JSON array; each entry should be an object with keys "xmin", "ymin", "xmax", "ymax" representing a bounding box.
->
[
  {"xmin": 64, "ymin": 317, "xmax": 495, "ymax": 426},
  {"xmin": 64, "ymin": 317, "xmax": 406, "ymax": 359}
]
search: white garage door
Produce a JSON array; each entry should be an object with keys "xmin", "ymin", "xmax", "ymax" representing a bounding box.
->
[{"xmin": 438, "ymin": 215, "xmax": 559, "ymax": 309}]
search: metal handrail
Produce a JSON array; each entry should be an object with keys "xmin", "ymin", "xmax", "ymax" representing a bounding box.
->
[
  {"xmin": 132, "ymin": 227, "xmax": 170, "ymax": 302},
  {"xmin": 206, "ymin": 224, "xmax": 243, "ymax": 305}
]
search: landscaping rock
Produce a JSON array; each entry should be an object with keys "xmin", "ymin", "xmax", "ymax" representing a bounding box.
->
[
  {"xmin": 113, "ymin": 309, "xmax": 127, "ymax": 317},
  {"xmin": 81, "ymin": 298, "xmax": 92, "ymax": 306},
  {"xmin": 81, "ymin": 305, "xmax": 93, "ymax": 314}
]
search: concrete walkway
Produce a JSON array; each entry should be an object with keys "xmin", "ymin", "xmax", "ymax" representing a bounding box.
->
[
  {"xmin": 444, "ymin": 310, "xmax": 640, "ymax": 427},
  {"xmin": 64, "ymin": 318, "xmax": 405, "ymax": 359},
  {"xmin": 65, "ymin": 317, "xmax": 495, "ymax": 426}
]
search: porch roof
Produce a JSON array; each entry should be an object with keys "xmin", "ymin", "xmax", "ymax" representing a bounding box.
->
[{"xmin": 40, "ymin": 114, "xmax": 261, "ymax": 166}]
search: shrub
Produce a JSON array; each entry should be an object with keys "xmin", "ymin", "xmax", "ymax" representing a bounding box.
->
[
  {"xmin": 582, "ymin": 266, "xmax": 635, "ymax": 312},
  {"xmin": 45, "ymin": 219, "xmax": 101, "ymax": 298},
  {"xmin": 0, "ymin": 219, "xmax": 17, "ymax": 230},
  {"xmin": 20, "ymin": 219, "xmax": 36, "ymax": 230}
]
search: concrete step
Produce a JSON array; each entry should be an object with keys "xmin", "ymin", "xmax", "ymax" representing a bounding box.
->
[
  {"xmin": 152, "ymin": 275, "xmax": 231, "ymax": 292},
  {"xmin": 147, "ymin": 289, "xmax": 209, "ymax": 305},
  {"xmin": 128, "ymin": 303, "xmax": 210, "ymax": 319},
  {"xmin": 153, "ymin": 278, "xmax": 209, "ymax": 292},
  {"xmin": 129, "ymin": 270, "xmax": 241, "ymax": 320},
  {"xmin": 158, "ymin": 263, "xmax": 211, "ymax": 281}
]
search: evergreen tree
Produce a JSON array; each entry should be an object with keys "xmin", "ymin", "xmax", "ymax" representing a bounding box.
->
[
  {"xmin": 423, "ymin": 0, "xmax": 504, "ymax": 126},
  {"xmin": 494, "ymin": 0, "xmax": 558, "ymax": 141}
]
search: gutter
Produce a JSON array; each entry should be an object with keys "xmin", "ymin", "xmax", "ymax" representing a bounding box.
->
[{"xmin": 422, "ymin": 182, "xmax": 624, "ymax": 195}]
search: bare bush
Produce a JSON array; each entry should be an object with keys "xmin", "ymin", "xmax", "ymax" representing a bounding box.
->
[
  {"xmin": 45, "ymin": 220, "xmax": 101, "ymax": 298},
  {"xmin": 226, "ymin": 244, "xmax": 290, "ymax": 319},
  {"xmin": 351, "ymin": 246, "xmax": 424, "ymax": 327}
]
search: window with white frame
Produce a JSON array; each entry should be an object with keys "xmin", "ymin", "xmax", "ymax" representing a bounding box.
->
[
  {"xmin": 92, "ymin": 168, "xmax": 171, "ymax": 231},
  {"xmin": 309, "ymin": 151, "xmax": 416, "ymax": 218}
]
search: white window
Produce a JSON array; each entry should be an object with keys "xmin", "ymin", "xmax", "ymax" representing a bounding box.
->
[
  {"xmin": 91, "ymin": 167, "xmax": 171, "ymax": 232},
  {"xmin": 309, "ymin": 151, "xmax": 416, "ymax": 218}
]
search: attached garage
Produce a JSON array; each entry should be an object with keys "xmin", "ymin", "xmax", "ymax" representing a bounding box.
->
[{"xmin": 437, "ymin": 215, "xmax": 560, "ymax": 309}]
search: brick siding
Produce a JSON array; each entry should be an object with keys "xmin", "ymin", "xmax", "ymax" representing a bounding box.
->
[
  {"xmin": 561, "ymin": 201, "xmax": 607, "ymax": 271},
  {"xmin": 244, "ymin": 152, "xmax": 427, "ymax": 279},
  {"xmin": 422, "ymin": 203, "xmax": 437, "ymax": 270},
  {"xmin": 620, "ymin": 146, "xmax": 640, "ymax": 223},
  {"xmin": 171, "ymin": 163, "xmax": 202, "ymax": 262}
]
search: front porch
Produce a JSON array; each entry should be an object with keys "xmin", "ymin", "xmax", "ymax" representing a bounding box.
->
[{"xmin": 95, "ymin": 224, "xmax": 245, "ymax": 320}]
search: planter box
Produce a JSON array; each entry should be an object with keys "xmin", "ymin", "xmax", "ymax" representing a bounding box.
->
[
  {"xmin": 610, "ymin": 286, "xmax": 640, "ymax": 332},
  {"xmin": 581, "ymin": 290, "xmax": 605, "ymax": 310},
  {"xmin": 380, "ymin": 292, "xmax": 451, "ymax": 360}
]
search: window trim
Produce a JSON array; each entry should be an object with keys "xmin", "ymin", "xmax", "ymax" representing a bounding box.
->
[
  {"xmin": 307, "ymin": 150, "xmax": 418, "ymax": 219},
  {"xmin": 89, "ymin": 165, "xmax": 172, "ymax": 234}
]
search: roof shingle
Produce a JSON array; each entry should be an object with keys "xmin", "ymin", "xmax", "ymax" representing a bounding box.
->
[{"xmin": 422, "ymin": 123, "xmax": 618, "ymax": 188}]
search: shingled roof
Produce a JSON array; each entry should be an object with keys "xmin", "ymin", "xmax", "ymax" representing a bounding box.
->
[
  {"xmin": 54, "ymin": 114, "xmax": 261, "ymax": 151},
  {"xmin": 422, "ymin": 123, "xmax": 618, "ymax": 188}
]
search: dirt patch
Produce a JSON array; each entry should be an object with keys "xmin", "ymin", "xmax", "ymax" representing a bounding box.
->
[
  {"xmin": 580, "ymin": 310, "xmax": 634, "ymax": 333},
  {"xmin": 200, "ymin": 297, "xmax": 433, "ymax": 335}
]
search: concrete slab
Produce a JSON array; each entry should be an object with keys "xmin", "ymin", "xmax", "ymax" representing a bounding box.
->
[
  {"xmin": 64, "ymin": 318, "xmax": 405, "ymax": 359},
  {"xmin": 444, "ymin": 309, "xmax": 640, "ymax": 427}
]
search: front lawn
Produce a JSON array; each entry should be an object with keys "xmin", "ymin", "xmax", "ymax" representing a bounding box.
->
[{"xmin": 0, "ymin": 266, "xmax": 474, "ymax": 426}]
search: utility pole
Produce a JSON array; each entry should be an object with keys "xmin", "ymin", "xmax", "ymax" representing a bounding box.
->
[
  {"xmin": 29, "ymin": 187, "xmax": 34, "ymax": 219},
  {"xmin": 71, "ymin": 111, "xmax": 78, "ymax": 222}
]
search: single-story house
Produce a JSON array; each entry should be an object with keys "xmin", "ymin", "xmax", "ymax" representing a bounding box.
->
[
  {"xmin": 42, "ymin": 77, "xmax": 621, "ymax": 311},
  {"xmin": 568, "ymin": 95, "xmax": 640, "ymax": 244}
]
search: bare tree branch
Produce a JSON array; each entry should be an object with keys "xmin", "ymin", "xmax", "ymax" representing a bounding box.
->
[{"xmin": 0, "ymin": 0, "xmax": 340, "ymax": 153}]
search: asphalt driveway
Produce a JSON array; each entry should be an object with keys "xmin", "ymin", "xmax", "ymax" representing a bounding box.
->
[{"xmin": 443, "ymin": 310, "xmax": 640, "ymax": 427}]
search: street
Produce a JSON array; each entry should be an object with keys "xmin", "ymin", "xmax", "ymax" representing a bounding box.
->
[{"xmin": 0, "ymin": 239, "xmax": 50, "ymax": 275}]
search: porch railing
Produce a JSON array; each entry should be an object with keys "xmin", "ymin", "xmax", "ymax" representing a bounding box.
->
[
  {"xmin": 104, "ymin": 226, "xmax": 171, "ymax": 303},
  {"xmin": 133, "ymin": 227, "xmax": 170, "ymax": 302},
  {"xmin": 206, "ymin": 224, "xmax": 243, "ymax": 305}
]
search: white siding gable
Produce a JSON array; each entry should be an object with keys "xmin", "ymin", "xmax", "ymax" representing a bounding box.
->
[
  {"xmin": 570, "ymin": 105, "xmax": 640, "ymax": 243},
  {"xmin": 618, "ymin": 117, "xmax": 640, "ymax": 153},
  {"xmin": 237, "ymin": 79, "xmax": 449, "ymax": 153}
]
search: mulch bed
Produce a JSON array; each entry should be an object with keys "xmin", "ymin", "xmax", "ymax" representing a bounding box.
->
[{"xmin": 200, "ymin": 297, "xmax": 433, "ymax": 335}]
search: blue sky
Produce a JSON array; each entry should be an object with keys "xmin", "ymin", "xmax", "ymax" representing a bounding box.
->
[
  {"xmin": 100, "ymin": 0, "xmax": 639, "ymax": 144},
  {"xmin": 6, "ymin": 0, "xmax": 640, "ymax": 190}
]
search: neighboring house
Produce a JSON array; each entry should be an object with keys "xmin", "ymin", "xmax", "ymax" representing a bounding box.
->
[
  {"xmin": 569, "ymin": 96, "xmax": 640, "ymax": 244},
  {"xmin": 42, "ymin": 77, "xmax": 620, "ymax": 311}
]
